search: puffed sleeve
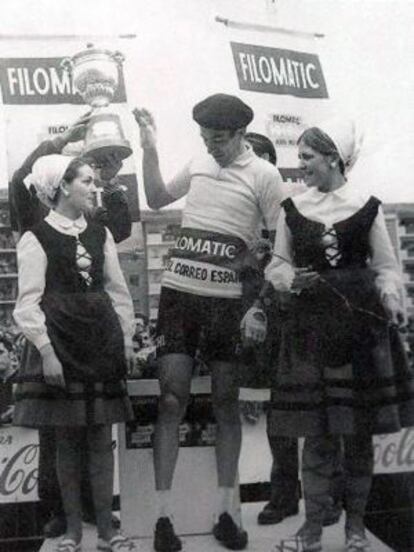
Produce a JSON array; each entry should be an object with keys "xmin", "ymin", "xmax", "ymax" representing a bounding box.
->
[
  {"xmin": 264, "ymin": 209, "xmax": 295, "ymax": 291},
  {"xmin": 258, "ymin": 167, "xmax": 291, "ymax": 233},
  {"xmin": 102, "ymin": 228, "xmax": 135, "ymax": 346},
  {"xmin": 13, "ymin": 231, "xmax": 50, "ymax": 349},
  {"xmin": 370, "ymin": 207, "xmax": 403, "ymax": 301}
]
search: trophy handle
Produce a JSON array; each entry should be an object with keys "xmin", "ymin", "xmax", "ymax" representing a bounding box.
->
[
  {"xmin": 112, "ymin": 51, "xmax": 125, "ymax": 66},
  {"xmin": 60, "ymin": 57, "xmax": 74, "ymax": 74}
]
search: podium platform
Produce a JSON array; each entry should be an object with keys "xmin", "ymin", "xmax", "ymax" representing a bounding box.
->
[
  {"xmin": 40, "ymin": 501, "xmax": 394, "ymax": 551},
  {"xmin": 39, "ymin": 407, "xmax": 395, "ymax": 551},
  {"xmin": 36, "ymin": 390, "xmax": 405, "ymax": 551}
]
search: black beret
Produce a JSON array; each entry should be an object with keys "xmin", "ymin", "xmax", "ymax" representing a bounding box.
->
[{"xmin": 192, "ymin": 93, "xmax": 254, "ymax": 130}]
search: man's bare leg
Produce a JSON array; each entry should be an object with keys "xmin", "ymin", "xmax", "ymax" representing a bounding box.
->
[
  {"xmin": 153, "ymin": 353, "xmax": 192, "ymax": 552},
  {"xmin": 154, "ymin": 353, "xmax": 193, "ymax": 491},
  {"xmin": 211, "ymin": 360, "xmax": 241, "ymax": 496},
  {"xmin": 210, "ymin": 360, "xmax": 247, "ymax": 549}
]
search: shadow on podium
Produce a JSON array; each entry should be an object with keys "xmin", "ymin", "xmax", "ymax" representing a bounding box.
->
[{"xmin": 365, "ymin": 472, "xmax": 414, "ymax": 552}]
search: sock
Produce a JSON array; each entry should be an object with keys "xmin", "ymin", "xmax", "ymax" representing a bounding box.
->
[
  {"xmin": 217, "ymin": 486, "xmax": 235, "ymax": 518},
  {"xmin": 156, "ymin": 490, "xmax": 173, "ymax": 518}
]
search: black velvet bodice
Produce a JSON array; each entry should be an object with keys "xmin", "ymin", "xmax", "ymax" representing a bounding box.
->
[
  {"xmin": 283, "ymin": 195, "xmax": 381, "ymax": 272},
  {"xmin": 30, "ymin": 220, "xmax": 106, "ymax": 294}
]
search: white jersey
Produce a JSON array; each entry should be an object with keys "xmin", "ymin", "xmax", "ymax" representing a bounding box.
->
[{"xmin": 162, "ymin": 145, "xmax": 290, "ymax": 298}]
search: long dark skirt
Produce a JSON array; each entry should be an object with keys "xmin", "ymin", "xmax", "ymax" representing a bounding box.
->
[
  {"xmin": 13, "ymin": 340, "xmax": 133, "ymax": 428},
  {"xmin": 269, "ymin": 323, "xmax": 414, "ymax": 437},
  {"xmin": 269, "ymin": 273, "xmax": 414, "ymax": 437}
]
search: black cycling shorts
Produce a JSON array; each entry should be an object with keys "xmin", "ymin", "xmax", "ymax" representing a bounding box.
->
[{"xmin": 156, "ymin": 287, "xmax": 243, "ymax": 362}]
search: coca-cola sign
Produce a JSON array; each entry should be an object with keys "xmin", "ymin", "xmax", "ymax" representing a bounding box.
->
[
  {"xmin": 0, "ymin": 427, "xmax": 39, "ymax": 503},
  {"xmin": 0, "ymin": 426, "xmax": 120, "ymax": 503},
  {"xmin": 373, "ymin": 428, "xmax": 414, "ymax": 474}
]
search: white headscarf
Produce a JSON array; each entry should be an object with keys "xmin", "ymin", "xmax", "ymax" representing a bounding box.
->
[
  {"xmin": 318, "ymin": 117, "xmax": 363, "ymax": 174},
  {"xmin": 24, "ymin": 154, "xmax": 74, "ymax": 208}
]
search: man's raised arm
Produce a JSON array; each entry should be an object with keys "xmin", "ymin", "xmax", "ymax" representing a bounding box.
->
[{"xmin": 132, "ymin": 108, "xmax": 176, "ymax": 210}]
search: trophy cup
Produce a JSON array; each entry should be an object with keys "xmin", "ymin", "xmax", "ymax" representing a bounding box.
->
[{"xmin": 61, "ymin": 44, "xmax": 132, "ymax": 164}]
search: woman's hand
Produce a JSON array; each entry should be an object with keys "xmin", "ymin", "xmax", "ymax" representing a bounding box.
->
[
  {"xmin": 240, "ymin": 304, "xmax": 267, "ymax": 345},
  {"xmin": 39, "ymin": 343, "xmax": 66, "ymax": 389},
  {"xmin": 291, "ymin": 267, "xmax": 320, "ymax": 294},
  {"xmin": 132, "ymin": 108, "xmax": 157, "ymax": 149},
  {"xmin": 383, "ymin": 293, "xmax": 405, "ymax": 329},
  {"xmin": 125, "ymin": 345, "xmax": 135, "ymax": 376}
]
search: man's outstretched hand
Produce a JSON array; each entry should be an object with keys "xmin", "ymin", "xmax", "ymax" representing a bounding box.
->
[{"xmin": 132, "ymin": 108, "xmax": 157, "ymax": 149}]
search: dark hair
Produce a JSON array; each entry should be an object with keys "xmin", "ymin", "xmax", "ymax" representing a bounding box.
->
[
  {"xmin": 298, "ymin": 127, "xmax": 344, "ymax": 174},
  {"xmin": 62, "ymin": 156, "xmax": 94, "ymax": 184},
  {"xmin": 245, "ymin": 132, "xmax": 277, "ymax": 166}
]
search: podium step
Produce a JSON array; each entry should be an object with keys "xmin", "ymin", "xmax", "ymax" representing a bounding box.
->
[{"xmin": 40, "ymin": 501, "xmax": 394, "ymax": 552}]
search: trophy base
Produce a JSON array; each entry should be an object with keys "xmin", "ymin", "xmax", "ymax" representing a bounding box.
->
[
  {"xmin": 84, "ymin": 140, "xmax": 133, "ymax": 164},
  {"xmin": 84, "ymin": 111, "xmax": 133, "ymax": 163}
]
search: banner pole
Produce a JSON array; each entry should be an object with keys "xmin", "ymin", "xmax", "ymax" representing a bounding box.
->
[
  {"xmin": 0, "ymin": 33, "xmax": 137, "ymax": 41},
  {"xmin": 215, "ymin": 15, "xmax": 325, "ymax": 40}
]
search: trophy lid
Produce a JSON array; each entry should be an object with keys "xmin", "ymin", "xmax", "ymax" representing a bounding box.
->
[{"xmin": 71, "ymin": 44, "xmax": 124, "ymax": 65}]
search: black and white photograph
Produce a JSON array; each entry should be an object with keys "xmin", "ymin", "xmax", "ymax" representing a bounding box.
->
[{"xmin": 0, "ymin": 1, "xmax": 413, "ymax": 551}]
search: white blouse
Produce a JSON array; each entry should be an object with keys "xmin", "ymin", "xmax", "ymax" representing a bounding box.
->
[
  {"xmin": 264, "ymin": 184, "xmax": 403, "ymax": 302},
  {"xmin": 13, "ymin": 210, "xmax": 135, "ymax": 350}
]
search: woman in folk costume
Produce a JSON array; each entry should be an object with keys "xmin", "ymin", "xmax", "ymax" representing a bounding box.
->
[
  {"xmin": 12, "ymin": 155, "xmax": 136, "ymax": 552},
  {"xmin": 262, "ymin": 119, "xmax": 414, "ymax": 552}
]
